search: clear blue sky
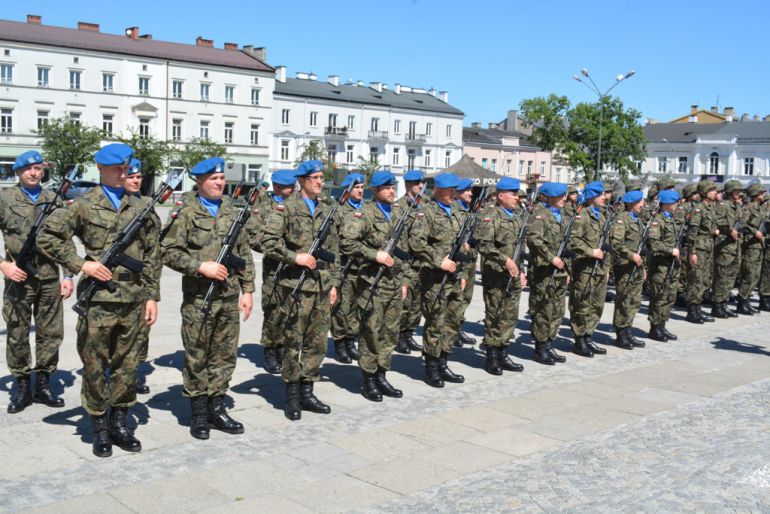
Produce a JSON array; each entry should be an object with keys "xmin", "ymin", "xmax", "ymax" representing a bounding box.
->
[{"xmin": 5, "ymin": 0, "xmax": 769, "ymax": 124}]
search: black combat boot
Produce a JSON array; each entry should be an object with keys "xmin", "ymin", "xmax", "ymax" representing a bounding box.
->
[
  {"xmin": 333, "ymin": 340, "xmax": 352, "ymax": 364},
  {"xmin": 108, "ymin": 407, "xmax": 142, "ymax": 452},
  {"xmin": 438, "ymin": 352, "xmax": 465, "ymax": 383},
  {"xmin": 724, "ymin": 301, "xmax": 739, "ymax": 317},
  {"xmin": 736, "ymin": 297, "xmax": 754, "ymax": 315},
  {"xmin": 375, "ymin": 367, "xmax": 403, "ymax": 398},
  {"xmin": 498, "ymin": 346, "xmax": 524, "ymax": 372},
  {"xmin": 533, "ymin": 341, "xmax": 556, "ymax": 365},
  {"xmin": 406, "ymin": 331, "xmax": 423, "ymax": 351},
  {"xmin": 585, "ymin": 334, "xmax": 607, "ymax": 355},
  {"xmin": 361, "ymin": 370, "xmax": 383, "ymax": 402},
  {"xmin": 32, "ymin": 371, "xmax": 65, "ymax": 407},
  {"xmin": 189, "ymin": 396, "xmax": 210, "ymax": 439},
  {"xmin": 276, "ymin": 345, "xmax": 285, "ymax": 363},
  {"xmin": 747, "ymin": 300, "xmax": 760, "ymax": 314},
  {"xmin": 760, "ymin": 296, "xmax": 770, "ymax": 312},
  {"xmin": 697, "ymin": 304, "xmax": 715, "ymax": 322},
  {"xmin": 546, "ymin": 341, "xmax": 567, "ymax": 363},
  {"xmin": 284, "ymin": 382, "xmax": 301, "ymax": 421},
  {"xmin": 661, "ymin": 323, "xmax": 678, "ymax": 341},
  {"xmin": 711, "ymin": 302, "xmax": 729, "ymax": 319},
  {"xmin": 395, "ymin": 332, "xmax": 411, "ymax": 355},
  {"xmin": 457, "ymin": 330, "xmax": 475, "ymax": 346},
  {"xmin": 299, "ymin": 380, "xmax": 331, "ymax": 414},
  {"xmin": 263, "ymin": 346, "xmax": 281, "ymax": 375},
  {"xmin": 346, "ymin": 338, "xmax": 360, "ymax": 361},
  {"xmin": 686, "ymin": 304, "xmax": 704, "ymax": 323},
  {"xmin": 484, "ymin": 346, "xmax": 502, "ymax": 376},
  {"xmin": 625, "ymin": 328, "xmax": 645, "ymax": 347},
  {"xmin": 91, "ymin": 413, "xmax": 112, "ymax": 458},
  {"xmin": 135, "ymin": 375, "xmax": 150, "ymax": 395},
  {"xmin": 424, "ymin": 354, "xmax": 445, "ymax": 387},
  {"xmin": 573, "ymin": 335, "xmax": 594, "ymax": 358},
  {"xmin": 7, "ymin": 375, "xmax": 33, "ymax": 414},
  {"xmin": 648, "ymin": 324, "xmax": 668, "ymax": 342},
  {"xmin": 208, "ymin": 396, "xmax": 244, "ymax": 434},
  {"xmin": 615, "ymin": 327, "xmax": 633, "ymax": 349}
]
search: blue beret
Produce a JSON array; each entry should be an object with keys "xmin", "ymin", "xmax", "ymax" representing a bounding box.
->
[
  {"xmin": 621, "ymin": 190, "xmax": 643, "ymax": 203},
  {"xmin": 403, "ymin": 169, "xmax": 425, "ymax": 182},
  {"xmin": 455, "ymin": 178, "xmax": 474, "ymax": 191},
  {"xmin": 582, "ymin": 181, "xmax": 605, "ymax": 202},
  {"xmin": 271, "ymin": 169, "xmax": 296, "ymax": 186},
  {"xmin": 128, "ymin": 158, "xmax": 141, "ymax": 175},
  {"xmin": 295, "ymin": 159, "xmax": 324, "ymax": 177},
  {"xmin": 190, "ymin": 157, "xmax": 226, "ymax": 176},
  {"xmin": 434, "ymin": 172, "xmax": 460, "ymax": 189},
  {"xmin": 95, "ymin": 143, "xmax": 133, "ymax": 166},
  {"xmin": 340, "ymin": 173, "xmax": 365, "ymax": 188},
  {"xmin": 13, "ymin": 150, "xmax": 44, "ymax": 171},
  {"xmin": 658, "ymin": 190, "xmax": 681, "ymax": 204},
  {"xmin": 496, "ymin": 177, "xmax": 520, "ymax": 191},
  {"xmin": 540, "ymin": 182, "xmax": 568, "ymax": 197},
  {"xmin": 370, "ymin": 170, "xmax": 396, "ymax": 187}
]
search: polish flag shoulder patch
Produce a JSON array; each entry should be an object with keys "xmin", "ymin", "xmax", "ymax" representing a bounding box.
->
[
  {"xmin": 652, "ymin": 222, "xmax": 658, "ymax": 226},
  {"xmin": 275, "ymin": 204, "xmax": 285, "ymax": 211},
  {"xmin": 616, "ymin": 220, "xmax": 623, "ymax": 224},
  {"xmin": 535, "ymin": 215, "xmax": 542, "ymax": 220},
  {"xmin": 417, "ymin": 213, "xmax": 425, "ymax": 218},
  {"xmin": 354, "ymin": 212, "xmax": 362, "ymax": 218},
  {"xmin": 483, "ymin": 217, "xmax": 491, "ymax": 223},
  {"xmin": 170, "ymin": 211, "xmax": 179, "ymax": 219},
  {"xmin": 695, "ymin": 208, "xmax": 700, "ymax": 213}
]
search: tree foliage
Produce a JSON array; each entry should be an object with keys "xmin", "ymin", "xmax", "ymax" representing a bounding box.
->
[
  {"xmin": 35, "ymin": 117, "xmax": 102, "ymax": 180},
  {"xmin": 174, "ymin": 137, "xmax": 227, "ymax": 173},
  {"xmin": 354, "ymin": 154, "xmax": 381, "ymax": 182},
  {"xmin": 117, "ymin": 130, "xmax": 173, "ymax": 193},
  {"xmin": 296, "ymin": 139, "xmax": 335, "ymax": 181}
]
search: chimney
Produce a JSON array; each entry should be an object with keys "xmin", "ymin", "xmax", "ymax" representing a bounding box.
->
[
  {"xmin": 742, "ymin": 113, "xmax": 749, "ymax": 121},
  {"xmin": 357, "ymin": 80, "xmax": 364, "ymax": 87},
  {"xmin": 125, "ymin": 27, "xmax": 139, "ymax": 40},
  {"xmin": 77, "ymin": 21, "xmax": 100, "ymax": 32},
  {"xmin": 690, "ymin": 104, "xmax": 698, "ymax": 114},
  {"xmin": 370, "ymin": 82, "xmax": 382, "ymax": 92},
  {"xmin": 710, "ymin": 106, "xmax": 718, "ymax": 113},
  {"xmin": 471, "ymin": 122, "xmax": 481, "ymax": 128},
  {"xmin": 242, "ymin": 45, "xmax": 266, "ymax": 61},
  {"xmin": 754, "ymin": 115, "xmax": 760, "ymax": 121},
  {"xmin": 394, "ymin": 84, "xmax": 401, "ymax": 95},
  {"xmin": 488, "ymin": 122, "xmax": 499, "ymax": 129},
  {"xmin": 224, "ymin": 42, "xmax": 238, "ymax": 50},
  {"xmin": 309, "ymin": 72, "xmax": 317, "ymax": 81},
  {"xmin": 764, "ymin": 115, "xmax": 770, "ymax": 122},
  {"xmin": 439, "ymin": 91, "xmax": 448, "ymax": 102},
  {"xmin": 328, "ymin": 75, "xmax": 339, "ymax": 86},
  {"xmin": 296, "ymin": 71, "xmax": 309, "ymax": 80},
  {"xmin": 429, "ymin": 87, "xmax": 436, "ymax": 97},
  {"xmin": 196, "ymin": 36, "xmax": 214, "ymax": 48},
  {"xmin": 507, "ymin": 109, "xmax": 519, "ymax": 131},
  {"xmin": 27, "ymin": 14, "xmax": 42, "ymax": 25},
  {"xmin": 275, "ymin": 66, "xmax": 286, "ymax": 83},
  {"xmin": 724, "ymin": 107, "xmax": 734, "ymax": 116}
]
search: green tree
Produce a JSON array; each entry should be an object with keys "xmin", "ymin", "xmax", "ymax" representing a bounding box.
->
[
  {"xmin": 354, "ymin": 154, "xmax": 381, "ymax": 183},
  {"xmin": 117, "ymin": 130, "xmax": 173, "ymax": 193},
  {"xmin": 296, "ymin": 139, "xmax": 334, "ymax": 181},
  {"xmin": 35, "ymin": 117, "xmax": 102, "ymax": 180},
  {"xmin": 173, "ymin": 137, "xmax": 227, "ymax": 173}
]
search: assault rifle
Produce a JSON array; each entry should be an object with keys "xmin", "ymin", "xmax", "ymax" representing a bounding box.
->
[
  {"xmin": 666, "ymin": 203, "xmax": 695, "ymax": 281},
  {"xmin": 627, "ymin": 202, "xmax": 659, "ymax": 282},
  {"xmin": 5, "ymin": 166, "xmax": 79, "ymax": 302},
  {"xmin": 72, "ymin": 171, "xmax": 183, "ymax": 317},
  {"xmin": 588, "ymin": 196, "xmax": 622, "ymax": 284},
  {"xmin": 548, "ymin": 204, "xmax": 581, "ymax": 288},
  {"xmin": 502, "ymin": 187, "xmax": 538, "ymax": 298}
]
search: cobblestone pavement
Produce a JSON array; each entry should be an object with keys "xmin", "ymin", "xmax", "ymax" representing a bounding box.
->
[{"xmin": 1, "ymin": 207, "xmax": 769, "ymax": 512}]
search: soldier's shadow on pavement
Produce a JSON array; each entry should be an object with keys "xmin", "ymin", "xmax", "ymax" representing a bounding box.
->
[
  {"xmin": 230, "ymin": 374, "xmax": 283, "ymax": 410},
  {"xmin": 146, "ymin": 385, "xmax": 189, "ymax": 425},
  {"xmin": 154, "ymin": 350, "xmax": 185, "ymax": 371},
  {"xmin": 391, "ymin": 353, "xmax": 426, "ymax": 381},
  {"xmin": 0, "ymin": 369, "xmax": 76, "ymax": 396},
  {"xmin": 710, "ymin": 337, "xmax": 770, "ymax": 356},
  {"xmin": 42, "ymin": 406, "xmax": 90, "ymax": 443},
  {"xmin": 237, "ymin": 343, "xmax": 264, "ymax": 368},
  {"xmin": 321, "ymin": 363, "xmax": 363, "ymax": 395}
]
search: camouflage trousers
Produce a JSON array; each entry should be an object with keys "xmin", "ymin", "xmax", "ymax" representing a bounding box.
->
[
  {"xmin": 529, "ymin": 266, "xmax": 567, "ymax": 343},
  {"xmin": 612, "ymin": 264, "xmax": 644, "ymax": 328},
  {"xmin": 420, "ymin": 269, "xmax": 463, "ymax": 358},
  {"xmin": 738, "ymin": 246, "xmax": 762, "ymax": 298},
  {"xmin": 648, "ymin": 258, "xmax": 680, "ymax": 324},
  {"xmin": 181, "ymin": 294, "xmax": 240, "ymax": 398},
  {"xmin": 568, "ymin": 261, "xmax": 608, "ymax": 337},
  {"xmin": 447, "ymin": 264, "xmax": 476, "ymax": 331},
  {"xmin": 759, "ymin": 246, "xmax": 770, "ymax": 295},
  {"xmin": 279, "ymin": 285, "xmax": 331, "ymax": 383},
  {"xmin": 76, "ymin": 301, "xmax": 143, "ymax": 415},
  {"xmin": 481, "ymin": 269, "xmax": 521, "ymax": 348},
  {"xmin": 136, "ymin": 322, "xmax": 150, "ymax": 363},
  {"xmin": 685, "ymin": 244, "xmax": 714, "ymax": 305},
  {"xmin": 260, "ymin": 269, "xmax": 283, "ymax": 349},
  {"xmin": 331, "ymin": 272, "xmax": 360, "ymax": 341},
  {"xmin": 356, "ymin": 278, "xmax": 402, "ymax": 374},
  {"xmin": 3, "ymin": 277, "xmax": 63, "ymax": 378},
  {"xmin": 713, "ymin": 243, "xmax": 741, "ymax": 302},
  {"xmin": 399, "ymin": 272, "xmax": 422, "ymax": 333}
]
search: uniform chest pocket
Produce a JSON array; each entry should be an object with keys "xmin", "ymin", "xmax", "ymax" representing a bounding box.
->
[
  {"xmin": 84, "ymin": 213, "xmax": 116, "ymax": 249},
  {"xmin": 7, "ymin": 204, "xmax": 31, "ymax": 234},
  {"xmin": 498, "ymin": 223, "xmax": 516, "ymax": 246},
  {"xmin": 189, "ymin": 216, "xmax": 215, "ymax": 248}
]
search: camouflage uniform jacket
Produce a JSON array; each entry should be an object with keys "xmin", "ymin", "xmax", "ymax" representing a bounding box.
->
[
  {"xmin": 36, "ymin": 185, "xmax": 160, "ymax": 302},
  {"xmin": 570, "ymin": 206, "xmax": 608, "ymax": 272},
  {"xmin": 647, "ymin": 211, "xmax": 678, "ymax": 260},
  {"xmin": 478, "ymin": 205, "xmax": 522, "ymax": 274},
  {"xmin": 395, "ymin": 193, "xmax": 422, "ymax": 287},
  {"xmin": 714, "ymin": 199, "xmax": 742, "ymax": 253},
  {"xmin": 161, "ymin": 195, "xmax": 255, "ymax": 297},
  {"xmin": 741, "ymin": 202, "xmax": 766, "ymax": 249},
  {"xmin": 526, "ymin": 203, "xmax": 567, "ymax": 271},
  {"xmin": 411, "ymin": 200, "xmax": 465, "ymax": 273},
  {"xmin": 685, "ymin": 200, "xmax": 718, "ymax": 253},
  {"xmin": 610, "ymin": 210, "xmax": 643, "ymax": 266},
  {"xmin": 334, "ymin": 200, "xmax": 364, "ymax": 285}
]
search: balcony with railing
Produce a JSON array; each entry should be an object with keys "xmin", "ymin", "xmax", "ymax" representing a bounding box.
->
[
  {"xmin": 367, "ymin": 130, "xmax": 389, "ymax": 142},
  {"xmin": 405, "ymin": 133, "xmax": 427, "ymax": 145},
  {"xmin": 324, "ymin": 126, "xmax": 348, "ymax": 139}
]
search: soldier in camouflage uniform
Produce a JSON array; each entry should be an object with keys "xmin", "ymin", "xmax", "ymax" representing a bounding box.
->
[
  {"xmin": 161, "ymin": 157, "xmax": 254, "ymax": 440},
  {"xmin": 684, "ymin": 180, "xmax": 719, "ymax": 323},
  {"xmin": 1, "ymin": 151, "xmax": 73, "ymax": 414},
  {"xmin": 395, "ymin": 169, "xmax": 426, "ymax": 354},
  {"xmin": 711, "ymin": 180, "xmax": 744, "ymax": 318},
  {"xmin": 340, "ymin": 171, "xmax": 407, "ymax": 401},
  {"xmin": 568, "ymin": 181, "xmax": 609, "ymax": 358},
  {"xmin": 261, "ymin": 160, "xmax": 339, "ymax": 421},
  {"xmin": 37, "ymin": 143, "xmax": 159, "ymax": 458},
  {"xmin": 647, "ymin": 190, "xmax": 682, "ymax": 341},
  {"xmin": 676, "ymin": 184, "xmax": 700, "ymax": 305},
  {"xmin": 451, "ymin": 178, "xmax": 478, "ymax": 347},
  {"xmin": 563, "ymin": 185, "xmax": 578, "ymax": 219},
  {"xmin": 757, "ymin": 200, "xmax": 770, "ymax": 311},
  {"xmin": 477, "ymin": 177, "xmax": 526, "ymax": 375},
  {"xmin": 736, "ymin": 184, "xmax": 767, "ymax": 314},
  {"xmin": 411, "ymin": 172, "xmax": 468, "ymax": 387},
  {"xmin": 247, "ymin": 169, "xmax": 296, "ymax": 374},
  {"xmin": 331, "ymin": 173, "xmax": 364, "ymax": 363},
  {"xmin": 526, "ymin": 182, "xmax": 570, "ymax": 365}
]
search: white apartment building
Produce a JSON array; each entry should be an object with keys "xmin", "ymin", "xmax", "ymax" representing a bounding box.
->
[
  {"xmin": 0, "ymin": 15, "xmax": 274, "ymax": 190},
  {"xmin": 269, "ymin": 68, "xmax": 464, "ymax": 181}
]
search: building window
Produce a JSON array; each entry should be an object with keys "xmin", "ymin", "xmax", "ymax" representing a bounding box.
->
[
  {"xmin": 371, "ymin": 118, "xmax": 379, "ymax": 131},
  {"xmin": 69, "ymin": 112, "xmax": 81, "ymax": 126},
  {"xmin": 408, "ymin": 121, "xmax": 417, "ymax": 138},
  {"xmin": 200, "ymin": 120, "xmax": 210, "ymax": 139},
  {"xmin": 102, "ymin": 114, "xmax": 114, "ymax": 136},
  {"xmin": 224, "ymin": 121, "xmax": 234, "ymax": 144},
  {"xmin": 426, "ymin": 123, "xmax": 432, "ymax": 136},
  {"xmin": 678, "ymin": 156, "xmax": 688, "ymax": 173},
  {"xmin": 445, "ymin": 151, "xmax": 451, "ymax": 167},
  {"xmin": 200, "ymin": 83, "xmax": 210, "ymax": 101},
  {"xmin": 446, "ymin": 124, "xmax": 452, "ymax": 137},
  {"xmin": 370, "ymin": 147, "xmax": 379, "ymax": 163},
  {"xmin": 138, "ymin": 77, "xmax": 149, "ymax": 96},
  {"xmin": 407, "ymin": 149, "xmax": 415, "ymax": 169},
  {"xmin": 250, "ymin": 124, "xmax": 259, "ymax": 145},
  {"xmin": 518, "ymin": 160, "xmax": 524, "ymax": 176},
  {"xmin": 392, "ymin": 147, "xmax": 400, "ymax": 166},
  {"xmin": 709, "ymin": 152, "xmax": 719, "ymax": 174},
  {"xmin": 481, "ymin": 158, "xmax": 488, "ymax": 169},
  {"xmin": 247, "ymin": 163, "xmax": 262, "ymax": 182},
  {"xmin": 539, "ymin": 161, "xmax": 545, "ymax": 174},
  {"xmin": 328, "ymin": 144, "xmax": 337, "ymax": 163},
  {"xmin": 309, "ymin": 111, "xmax": 318, "ymax": 127},
  {"xmin": 139, "ymin": 117, "xmax": 150, "ymax": 138},
  {"xmin": 172, "ymin": 119, "xmax": 182, "ymax": 141},
  {"xmin": 102, "ymin": 73, "xmax": 114, "ymax": 92},
  {"xmin": 555, "ymin": 167, "xmax": 562, "ymax": 182},
  {"xmin": 527, "ymin": 161, "xmax": 533, "ymax": 175},
  {"xmin": 281, "ymin": 109, "xmax": 290, "ymax": 125},
  {"xmin": 250, "ymin": 88, "xmax": 260, "ymax": 105},
  {"xmin": 225, "ymin": 86, "xmax": 234, "ymax": 103},
  {"xmin": 424, "ymin": 149, "xmax": 431, "ymax": 167},
  {"xmin": 328, "ymin": 113, "xmax": 337, "ymax": 128},
  {"xmin": 37, "ymin": 110, "xmax": 49, "ymax": 131},
  {"xmin": 658, "ymin": 157, "xmax": 667, "ymax": 173},
  {"xmin": 492, "ymin": 159, "xmax": 498, "ymax": 172},
  {"xmin": 0, "ymin": 63, "xmax": 13, "ymax": 84},
  {"xmin": 172, "ymin": 80, "xmax": 183, "ymax": 99},
  {"xmin": 347, "ymin": 115, "xmax": 355, "ymax": 130},
  {"xmin": 346, "ymin": 145, "xmax": 354, "ymax": 164},
  {"xmin": 394, "ymin": 119, "xmax": 401, "ymax": 134},
  {"xmin": 0, "ymin": 108, "xmax": 12, "ymax": 133},
  {"xmin": 280, "ymin": 140, "xmax": 289, "ymax": 161},
  {"xmin": 506, "ymin": 159, "xmax": 512, "ymax": 175},
  {"xmin": 744, "ymin": 157, "xmax": 755, "ymax": 176},
  {"xmin": 37, "ymin": 67, "xmax": 49, "ymax": 87},
  {"xmin": 69, "ymin": 70, "xmax": 81, "ymax": 90}
]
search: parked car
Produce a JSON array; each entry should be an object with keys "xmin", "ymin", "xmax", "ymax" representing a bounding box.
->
[{"xmin": 64, "ymin": 181, "xmax": 98, "ymax": 200}]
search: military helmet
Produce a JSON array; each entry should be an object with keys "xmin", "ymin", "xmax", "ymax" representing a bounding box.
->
[
  {"xmin": 747, "ymin": 183, "xmax": 767, "ymax": 198},
  {"xmin": 723, "ymin": 180, "xmax": 743, "ymax": 194},
  {"xmin": 696, "ymin": 179, "xmax": 717, "ymax": 195}
]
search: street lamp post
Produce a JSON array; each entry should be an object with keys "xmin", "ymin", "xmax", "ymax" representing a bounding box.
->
[{"xmin": 572, "ymin": 69, "xmax": 635, "ymax": 179}]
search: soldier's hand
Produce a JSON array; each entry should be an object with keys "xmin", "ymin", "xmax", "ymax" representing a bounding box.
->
[
  {"xmin": 145, "ymin": 300, "xmax": 158, "ymax": 326},
  {"xmin": 731, "ymin": 228, "xmax": 738, "ymax": 241},
  {"xmin": 376, "ymin": 251, "xmax": 394, "ymax": 267},
  {"xmin": 505, "ymin": 258, "xmax": 519, "ymax": 277},
  {"xmin": 239, "ymin": 293, "xmax": 253, "ymax": 321},
  {"xmin": 714, "ymin": 229, "xmax": 720, "ymax": 236},
  {"xmin": 295, "ymin": 253, "xmax": 317, "ymax": 269},
  {"xmin": 520, "ymin": 273, "xmax": 528, "ymax": 288},
  {"xmin": 198, "ymin": 262, "xmax": 228, "ymax": 281},
  {"xmin": 402, "ymin": 284, "xmax": 408, "ymax": 301},
  {"xmin": 551, "ymin": 256, "xmax": 565, "ymax": 270},
  {"xmin": 60, "ymin": 278, "xmax": 74, "ymax": 299},
  {"xmin": 0, "ymin": 261, "xmax": 28, "ymax": 282},
  {"xmin": 440, "ymin": 256, "xmax": 457, "ymax": 273},
  {"xmin": 81, "ymin": 261, "xmax": 111, "ymax": 282},
  {"xmin": 329, "ymin": 286, "xmax": 338, "ymax": 306},
  {"xmin": 690, "ymin": 254, "xmax": 698, "ymax": 267},
  {"xmin": 592, "ymin": 249, "xmax": 605, "ymax": 260},
  {"xmin": 756, "ymin": 231, "xmax": 764, "ymax": 240},
  {"xmin": 461, "ymin": 278, "xmax": 467, "ymax": 291},
  {"xmin": 632, "ymin": 253, "xmax": 643, "ymax": 266},
  {"xmin": 672, "ymin": 248, "xmax": 680, "ymax": 258}
]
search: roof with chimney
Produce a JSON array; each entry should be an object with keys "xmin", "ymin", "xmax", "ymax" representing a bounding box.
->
[
  {"xmin": 0, "ymin": 17, "xmax": 273, "ymax": 72},
  {"xmin": 644, "ymin": 121, "xmax": 770, "ymax": 144},
  {"xmin": 275, "ymin": 77, "xmax": 464, "ymax": 116}
]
